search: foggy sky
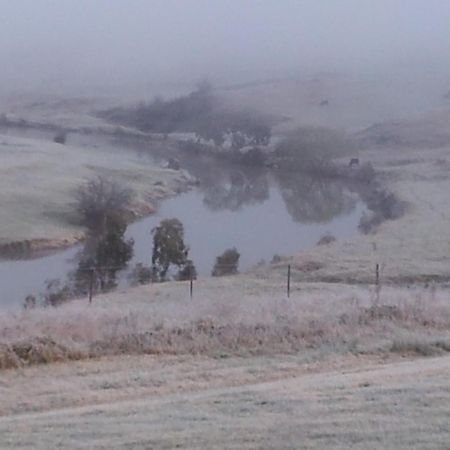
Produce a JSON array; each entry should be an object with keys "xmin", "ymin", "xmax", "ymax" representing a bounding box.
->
[{"xmin": 1, "ymin": 0, "xmax": 450, "ymax": 94}]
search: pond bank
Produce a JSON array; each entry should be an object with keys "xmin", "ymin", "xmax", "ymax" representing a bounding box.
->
[{"xmin": 0, "ymin": 128, "xmax": 195, "ymax": 259}]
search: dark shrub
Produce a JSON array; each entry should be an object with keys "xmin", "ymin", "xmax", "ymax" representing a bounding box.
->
[
  {"xmin": 238, "ymin": 147, "xmax": 266, "ymax": 166},
  {"xmin": 53, "ymin": 131, "xmax": 67, "ymax": 144},
  {"xmin": 212, "ymin": 248, "xmax": 240, "ymax": 276},
  {"xmin": 128, "ymin": 263, "xmax": 153, "ymax": 286},
  {"xmin": 316, "ymin": 233, "xmax": 337, "ymax": 246}
]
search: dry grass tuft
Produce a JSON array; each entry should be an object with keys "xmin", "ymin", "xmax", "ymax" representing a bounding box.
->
[
  {"xmin": 0, "ymin": 344, "xmax": 21, "ymax": 370},
  {"xmin": 391, "ymin": 335, "xmax": 450, "ymax": 356},
  {"xmin": 0, "ymin": 338, "xmax": 85, "ymax": 369}
]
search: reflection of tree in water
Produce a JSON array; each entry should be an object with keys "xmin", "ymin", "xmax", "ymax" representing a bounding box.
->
[
  {"xmin": 275, "ymin": 171, "xmax": 357, "ymax": 223},
  {"xmin": 67, "ymin": 216, "xmax": 134, "ymax": 297},
  {"xmin": 201, "ymin": 169, "xmax": 269, "ymax": 211},
  {"xmin": 183, "ymin": 157, "xmax": 355, "ymax": 221}
]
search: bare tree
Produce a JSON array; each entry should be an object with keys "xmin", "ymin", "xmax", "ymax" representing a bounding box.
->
[{"xmin": 75, "ymin": 176, "xmax": 134, "ymax": 234}]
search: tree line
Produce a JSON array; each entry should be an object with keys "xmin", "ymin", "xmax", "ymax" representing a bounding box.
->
[{"xmin": 99, "ymin": 82, "xmax": 271, "ymax": 151}]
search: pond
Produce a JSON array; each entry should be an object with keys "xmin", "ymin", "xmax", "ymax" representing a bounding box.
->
[
  {"xmin": 0, "ymin": 130, "xmax": 365, "ymax": 311},
  {"xmin": 128, "ymin": 173, "xmax": 365, "ymax": 276}
]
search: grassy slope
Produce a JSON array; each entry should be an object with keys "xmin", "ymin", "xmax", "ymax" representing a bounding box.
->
[
  {"xmin": 221, "ymin": 71, "xmax": 450, "ymax": 132},
  {"xmin": 1, "ymin": 353, "xmax": 449, "ymax": 449},
  {"xmin": 0, "ymin": 133, "xmax": 191, "ymax": 250}
]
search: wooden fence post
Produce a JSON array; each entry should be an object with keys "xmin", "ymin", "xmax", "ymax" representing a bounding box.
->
[
  {"xmin": 287, "ymin": 264, "xmax": 291, "ymax": 298},
  {"xmin": 88, "ymin": 268, "xmax": 94, "ymax": 304}
]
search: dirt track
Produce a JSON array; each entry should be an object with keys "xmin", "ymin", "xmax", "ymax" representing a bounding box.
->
[{"xmin": 1, "ymin": 354, "xmax": 449, "ymax": 449}]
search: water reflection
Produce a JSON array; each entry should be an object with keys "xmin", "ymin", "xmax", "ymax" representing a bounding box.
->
[
  {"xmin": 274, "ymin": 171, "xmax": 357, "ymax": 223},
  {"xmin": 202, "ymin": 170, "xmax": 269, "ymax": 211},
  {"xmin": 181, "ymin": 158, "xmax": 356, "ymax": 224}
]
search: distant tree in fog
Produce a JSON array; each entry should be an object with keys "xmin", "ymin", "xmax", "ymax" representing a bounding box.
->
[{"xmin": 99, "ymin": 83, "xmax": 271, "ymax": 150}]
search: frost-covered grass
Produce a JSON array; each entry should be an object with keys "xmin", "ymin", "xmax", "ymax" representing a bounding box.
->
[
  {"xmin": 1, "ymin": 277, "xmax": 449, "ymax": 369},
  {"xmin": 0, "ymin": 133, "xmax": 189, "ymax": 250},
  {"xmin": 1, "ymin": 349, "xmax": 450, "ymax": 449}
]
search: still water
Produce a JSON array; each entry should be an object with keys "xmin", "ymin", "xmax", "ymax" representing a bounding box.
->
[{"xmin": 128, "ymin": 183, "xmax": 364, "ymax": 275}]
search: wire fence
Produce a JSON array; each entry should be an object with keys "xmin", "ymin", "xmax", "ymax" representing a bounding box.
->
[
  {"xmin": 74, "ymin": 263, "xmax": 246, "ymax": 302},
  {"xmin": 79, "ymin": 262, "xmax": 384, "ymax": 303}
]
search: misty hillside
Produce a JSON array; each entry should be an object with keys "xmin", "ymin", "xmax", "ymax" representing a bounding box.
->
[{"xmin": 2, "ymin": 2, "xmax": 450, "ymax": 449}]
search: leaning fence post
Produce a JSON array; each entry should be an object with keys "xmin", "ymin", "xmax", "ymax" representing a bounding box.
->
[
  {"xmin": 287, "ymin": 264, "xmax": 291, "ymax": 298},
  {"xmin": 88, "ymin": 267, "xmax": 94, "ymax": 304}
]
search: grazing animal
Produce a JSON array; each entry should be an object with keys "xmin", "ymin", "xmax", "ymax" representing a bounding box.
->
[{"xmin": 349, "ymin": 158, "xmax": 360, "ymax": 168}]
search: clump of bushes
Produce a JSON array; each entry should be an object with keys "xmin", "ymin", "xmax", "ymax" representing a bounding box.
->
[
  {"xmin": 212, "ymin": 248, "xmax": 240, "ymax": 276},
  {"xmin": 128, "ymin": 263, "xmax": 153, "ymax": 286},
  {"xmin": 316, "ymin": 233, "xmax": 337, "ymax": 246},
  {"xmin": 359, "ymin": 188, "xmax": 405, "ymax": 233}
]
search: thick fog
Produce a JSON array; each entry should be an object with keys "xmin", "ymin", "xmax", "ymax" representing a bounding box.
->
[{"xmin": 1, "ymin": 0, "xmax": 450, "ymax": 95}]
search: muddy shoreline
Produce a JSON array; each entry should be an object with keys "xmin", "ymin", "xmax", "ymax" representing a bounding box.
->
[
  {"xmin": 0, "ymin": 236, "xmax": 84, "ymax": 260},
  {"xmin": 0, "ymin": 176, "xmax": 194, "ymax": 260}
]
